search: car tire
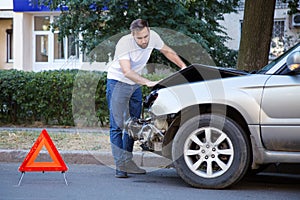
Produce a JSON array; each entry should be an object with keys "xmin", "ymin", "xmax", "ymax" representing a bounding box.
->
[{"xmin": 172, "ymin": 114, "xmax": 250, "ymax": 189}]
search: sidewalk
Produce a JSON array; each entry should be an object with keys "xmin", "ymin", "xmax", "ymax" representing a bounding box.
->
[{"xmin": 0, "ymin": 127, "xmax": 172, "ymax": 168}]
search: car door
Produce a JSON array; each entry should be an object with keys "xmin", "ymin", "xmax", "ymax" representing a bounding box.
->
[{"xmin": 260, "ymin": 73, "xmax": 300, "ymax": 152}]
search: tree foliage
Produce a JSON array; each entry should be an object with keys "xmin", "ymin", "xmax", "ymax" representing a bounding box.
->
[
  {"xmin": 39, "ymin": 0, "xmax": 240, "ymax": 67},
  {"xmin": 283, "ymin": 0, "xmax": 300, "ymax": 14}
]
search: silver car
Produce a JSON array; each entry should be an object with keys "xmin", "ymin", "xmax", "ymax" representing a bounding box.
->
[{"xmin": 126, "ymin": 43, "xmax": 300, "ymax": 189}]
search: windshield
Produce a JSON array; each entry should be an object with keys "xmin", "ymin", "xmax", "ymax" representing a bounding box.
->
[{"xmin": 256, "ymin": 43, "xmax": 300, "ymax": 74}]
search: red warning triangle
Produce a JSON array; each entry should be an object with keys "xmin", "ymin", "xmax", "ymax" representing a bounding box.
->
[{"xmin": 19, "ymin": 129, "xmax": 68, "ymax": 172}]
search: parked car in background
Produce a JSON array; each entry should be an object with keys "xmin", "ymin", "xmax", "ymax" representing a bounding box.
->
[{"xmin": 125, "ymin": 43, "xmax": 300, "ymax": 189}]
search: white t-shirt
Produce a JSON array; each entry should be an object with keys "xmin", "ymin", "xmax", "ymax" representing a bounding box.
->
[{"xmin": 107, "ymin": 30, "xmax": 164, "ymax": 85}]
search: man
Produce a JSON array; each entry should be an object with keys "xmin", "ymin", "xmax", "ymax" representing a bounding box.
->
[{"xmin": 106, "ymin": 19, "xmax": 186, "ymax": 178}]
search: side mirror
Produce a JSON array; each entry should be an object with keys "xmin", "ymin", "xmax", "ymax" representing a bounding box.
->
[{"xmin": 286, "ymin": 51, "xmax": 300, "ymax": 72}]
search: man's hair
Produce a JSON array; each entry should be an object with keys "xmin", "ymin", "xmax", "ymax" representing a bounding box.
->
[{"xmin": 130, "ymin": 19, "xmax": 149, "ymax": 32}]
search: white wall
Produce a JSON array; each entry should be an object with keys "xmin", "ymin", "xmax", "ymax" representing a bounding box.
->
[
  {"xmin": 0, "ymin": 0, "xmax": 13, "ymax": 9},
  {"xmin": 220, "ymin": 12, "xmax": 244, "ymax": 50},
  {"xmin": 13, "ymin": 12, "xmax": 33, "ymax": 71}
]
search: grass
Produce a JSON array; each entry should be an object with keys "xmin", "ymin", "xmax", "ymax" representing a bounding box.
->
[
  {"xmin": 0, "ymin": 130, "xmax": 111, "ymax": 151},
  {"xmin": 0, "ymin": 129, "xmax": 143, "ymax": 151}
]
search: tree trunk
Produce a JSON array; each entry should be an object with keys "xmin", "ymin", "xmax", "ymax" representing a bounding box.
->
[{"xmin": 237, "ymin": 0, "xmax": 276, "ymax": 72}]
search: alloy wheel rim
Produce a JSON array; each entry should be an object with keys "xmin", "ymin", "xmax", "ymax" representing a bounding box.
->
[{"xmin": 183, "ymin": 127, "xmax": 234, "ymax": 178}]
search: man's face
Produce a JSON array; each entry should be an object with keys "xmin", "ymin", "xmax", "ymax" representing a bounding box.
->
[{"xmin": 132, "ymin": 27, "xmax": 150, "ymax": 49}]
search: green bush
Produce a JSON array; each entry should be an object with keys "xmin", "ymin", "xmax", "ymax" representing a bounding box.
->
[
  {"xmin": 0, "ymin": 69, "xmax": 165, "ymax": 127},
  {"xmin": 0, "ymin": 69, "xmax": 108, "ymax": 126},
  {"xmin": 0, "ymin": 70, "xmax": 34, "ymax": 124}
]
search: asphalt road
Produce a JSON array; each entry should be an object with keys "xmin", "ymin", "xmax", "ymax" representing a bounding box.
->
[{"xmin": 1, "ymin": 163, "xmax": 300, "ymax": 200}]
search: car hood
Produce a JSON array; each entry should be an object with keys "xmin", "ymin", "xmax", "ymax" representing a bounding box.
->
[{"xmin": 153, "ymin": 64, "xmax": 249, "ymax": 90}]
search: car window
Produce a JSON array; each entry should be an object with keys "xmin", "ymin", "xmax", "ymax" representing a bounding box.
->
[
  {"xmin": 276, "ymin": 64, "xmax": 292, "ymax": 75},
  {"xmin": 257, "ymin": 55, "xmax": 284, "ymax": 74},
  {"xmin": 276, "ymin": 64, "xmax": 300, "ymax": 75}
]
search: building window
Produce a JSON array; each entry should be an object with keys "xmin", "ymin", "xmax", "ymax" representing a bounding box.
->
[
  {"xmin": 34, "ymin": 16, "xmax": 50, "ymax": 63},
  {"xmin": 270, "ymin": 20, "xmax": 285, "ymax": 58},
  {"xmin": 54, "ymin": 33, "xmax": 65, "ymax": 60},
  {"xmin": 6, "ymin": 29, "xmax": 13, "ymax": 62},
  {"xmin": 67, "ymin": 35, "xmax": 79, "ymax": 59},
  {"xmin": 34, "ymin": 16, "xmax": 50, "ymax": 31},
  {"xmin": 33, "ymin": 15, "xmax": 79, "ymax": 64},
  {"xmin": 35, "ymin": 35, "xmax": 49, "ymax": 62},
  {"xmin": 275, "ymin": 0, "xmax": 288, "ymax": 9},
  {"xmin": 53, "ymin": 33, "xmax": 79, "ymax": 61},
  {"xmin": 273, "ymin": 20, "xmax": 285, "ymax": 38}
]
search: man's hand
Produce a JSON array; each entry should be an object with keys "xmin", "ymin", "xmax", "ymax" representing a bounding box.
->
[
  {"xmin": 120, "ymin": 60, "xmax": 160, "ymax": 86},
  {"xmin": 145, "ymin": 80, "xmax": 160, "ymax": 87}
]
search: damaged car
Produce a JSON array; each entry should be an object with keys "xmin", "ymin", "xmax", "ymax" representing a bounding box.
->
[{"xmin": 125, "ymin": 43, "xmax": 300, "ymax": 189}]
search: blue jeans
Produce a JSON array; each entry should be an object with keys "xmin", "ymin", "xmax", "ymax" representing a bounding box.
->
[{"xmin": 106, "ymin": 79, "xmax": 142, "ymax": 169}]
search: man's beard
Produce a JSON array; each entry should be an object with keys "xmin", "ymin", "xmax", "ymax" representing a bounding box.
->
[{"xmin": 137, "ymin": 42, "xmax": 148, "ymax": 49}]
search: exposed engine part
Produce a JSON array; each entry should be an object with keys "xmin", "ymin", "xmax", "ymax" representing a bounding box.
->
[
  {"xmin": 125, "ymin": 117, "xmax": 166, "ymax": 151},
  {"xmin": 153, "ymin": 118, "xmax": 168, "ymax": 130}
]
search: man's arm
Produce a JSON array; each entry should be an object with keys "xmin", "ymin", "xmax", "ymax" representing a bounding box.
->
[
  {"xmin": 120, "ymin": 59, "xmax": 158, "ymax": 87},
  {"xmin": 159, "ymin": 44, "xmax": 187, "ymax": 69}
]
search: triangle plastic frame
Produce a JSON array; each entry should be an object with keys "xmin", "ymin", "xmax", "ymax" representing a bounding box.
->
[{"xmin": 19, "ymin": 129, "xmax": 68, "ymax": 172}]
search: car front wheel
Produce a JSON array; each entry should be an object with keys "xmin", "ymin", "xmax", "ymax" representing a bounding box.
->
[{"xmin": 172, "ymin": 114, "xmax": 250, "ymax": 189}]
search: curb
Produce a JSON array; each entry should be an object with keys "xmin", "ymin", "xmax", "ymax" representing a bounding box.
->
[{"xmin": 0, "ymin": 149, "xmax": 173, "ymax": 168}]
